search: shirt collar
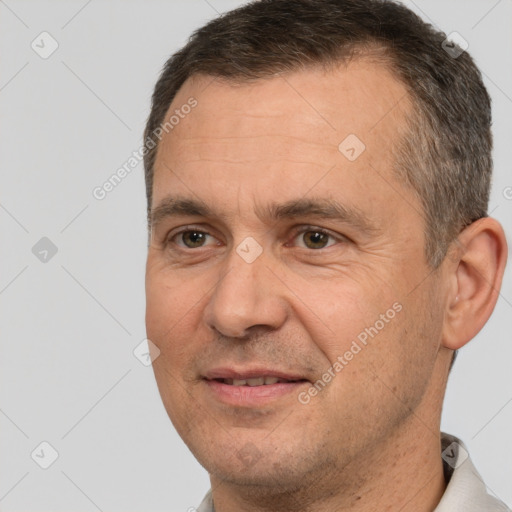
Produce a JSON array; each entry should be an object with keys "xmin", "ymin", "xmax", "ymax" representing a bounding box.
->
[{"xmin": 434, "ymin": 432, "xmax": 509, "ymax": 511}]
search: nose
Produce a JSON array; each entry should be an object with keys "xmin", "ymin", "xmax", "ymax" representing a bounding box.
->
[{"xmin": 203, "ymin": 246, "xmax": 289, "ymax": 339}]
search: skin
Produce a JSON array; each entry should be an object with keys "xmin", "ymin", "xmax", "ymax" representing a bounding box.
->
[{"xmin": 145, "ymin": 59, "xmax": 507, "ymax": 511}]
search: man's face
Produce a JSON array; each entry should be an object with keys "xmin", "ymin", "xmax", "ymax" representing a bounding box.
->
[{"xmin": 145, "ymin": 61, "xmax": 447, "ymax": 491}]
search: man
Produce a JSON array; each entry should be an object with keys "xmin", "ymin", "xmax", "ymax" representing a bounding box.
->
[{"xmin": 143, "ymin": 0, "xmax": 509, "ymax": 510}]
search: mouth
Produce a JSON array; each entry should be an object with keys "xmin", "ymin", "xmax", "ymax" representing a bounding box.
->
[
  {"xmin": 211, "ymin": 376, "xmax": 307, "ymax": 386},
  {"xmin": 202, "ymin": 369, "xmax": 310, "ymax": 406}
]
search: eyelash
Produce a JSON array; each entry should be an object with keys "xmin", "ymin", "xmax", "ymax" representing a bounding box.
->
[{"xmin": 166, "ymin": 225, "xmax": 344, "ymax": 250}]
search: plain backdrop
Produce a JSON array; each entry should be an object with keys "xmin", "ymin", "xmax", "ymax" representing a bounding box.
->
[{"xmin": 1, "ymin": 0, "xmax": 511, "ymax": 510}]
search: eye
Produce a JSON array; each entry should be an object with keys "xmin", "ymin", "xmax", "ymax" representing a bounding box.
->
[
  {"xmin": 166, "ymin": 226, "xmax": 344, "ymax": 251},
  {"xmin": 169, "ymin": 228, "xmax": 218, "ymax": 249},
  {"xmin": 291, "ymin": 227, "xmax": 342, "ymax": 250}
]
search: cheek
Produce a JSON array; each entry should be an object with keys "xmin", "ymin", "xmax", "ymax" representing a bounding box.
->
[
  {"xmin": 145, "ymin": 274, "xmax": 199, "ymax": 431},
  {"xmin": 145, "ymin": 273, "xmax": 198, "ymax": 383},
  {"xmin": 293, "ymin": 275, "xmax": 398, "ymax": 358},
  {"xmin": 145, "ymin": 260, "xmax": 201, "ymax": 338}
]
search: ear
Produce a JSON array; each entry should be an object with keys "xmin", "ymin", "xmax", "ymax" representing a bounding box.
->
[{"xmin": 442, "ymin": 217, "xmax": 508, "ymax": 350}]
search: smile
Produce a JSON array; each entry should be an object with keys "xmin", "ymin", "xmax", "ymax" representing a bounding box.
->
[{"xmin": 212, "ymin": 376, "xmax": 303, "ymax": 386}]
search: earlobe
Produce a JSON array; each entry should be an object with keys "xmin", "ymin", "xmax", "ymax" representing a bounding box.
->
[{"xmin": 442, "ymin": 217, "xmax": 508, "ymax": 351}]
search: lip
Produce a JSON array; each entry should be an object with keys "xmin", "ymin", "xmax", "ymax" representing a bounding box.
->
[
  {"xmin": 204, "ymin": 379, "xmax": 308, "ymax": 406},
  {"xmin": 202, "ymin": 367, "xmax": 310, "ymax": 407},
  {"xmin": 203, "ymin": 367, "xmax": 308, "ymax": 382}
]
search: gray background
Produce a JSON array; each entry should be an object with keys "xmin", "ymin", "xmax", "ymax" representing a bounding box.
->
[{"xmin": 0, "ymin": 0, "xmax": 511, "ymax": 510}]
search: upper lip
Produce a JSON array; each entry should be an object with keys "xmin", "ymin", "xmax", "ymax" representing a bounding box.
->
[{"xmin": 203, "ymin": 367, "xmax": 309, "ymax": 382}]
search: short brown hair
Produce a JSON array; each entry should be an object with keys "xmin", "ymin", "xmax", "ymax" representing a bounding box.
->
[{"xmin": 144, "ymin": 0, "xmax": 492, "ymax": 270}]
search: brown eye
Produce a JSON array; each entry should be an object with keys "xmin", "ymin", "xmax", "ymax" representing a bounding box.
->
[
  {"xmin": 170, "ymin": 229, "xmax": 216, "ymax": 249},
  {"xmin": 181, "ymin": 231, "xmax": 208, "ymax": 248},
  {"xmin": 301, "ymin": 230, "xmax": 331, "ymax": 249},
  {"xmin": 291, "ymin": 227, "xmax": 340, "ymax": 250}
]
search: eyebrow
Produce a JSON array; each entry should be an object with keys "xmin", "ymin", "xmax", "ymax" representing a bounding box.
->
[{"xmin": 150, "ymin": 195, "xmax": 379, "ymax": 234}]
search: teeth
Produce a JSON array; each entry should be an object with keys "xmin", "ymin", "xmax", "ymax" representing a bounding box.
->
[
  {"xmin": 221, "ymin": 376, "xmax": 294, "ymax": 386},
  {"xmin": 247, "ymin": 377, "xmax": 265, "ymax": 386}
]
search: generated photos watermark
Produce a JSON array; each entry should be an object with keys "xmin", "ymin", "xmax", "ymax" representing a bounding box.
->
[
  {"xmin": 92, "ymin": 97, "xmax": 198, "ymax": 201},
  {"xmin": 298, "ymin": 301, "xmax": 403, "ymax": 404}
]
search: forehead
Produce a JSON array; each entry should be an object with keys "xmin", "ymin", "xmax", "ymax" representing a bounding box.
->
[
  {"xmin": 164, "ymin": 58, "xmax": 410, "ymax": 142},
  {"xmin": 152, "ymin": 59, "xmax": 416, "ymax": 225}
]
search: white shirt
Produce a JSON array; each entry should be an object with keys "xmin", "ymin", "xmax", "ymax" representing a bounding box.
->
[{"xmin": 196, "ymin": 433, "xmax": 510, "ymax": 511}]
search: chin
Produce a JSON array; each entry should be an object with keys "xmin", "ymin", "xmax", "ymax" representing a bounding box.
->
[
  {"xmin": 191, "ymin": 432, "xmax": 331, "ymax": 492},
  {"xmin": 207, "ymin": 458, "xmax": 305, "ymax": 490}
]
